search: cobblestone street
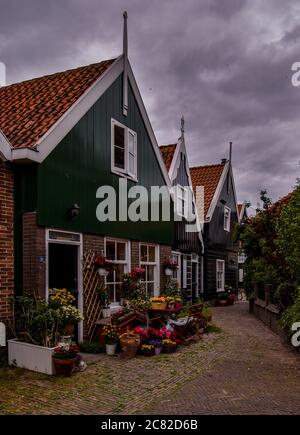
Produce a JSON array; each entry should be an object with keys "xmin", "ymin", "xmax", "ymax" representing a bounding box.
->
[
  {"xmin": 1, "ymin": 302, "xmax": 299, "ymax": 415},
  {"xmin": 144, "ymin": 302, "xmax": 300, "ymax": 415}
]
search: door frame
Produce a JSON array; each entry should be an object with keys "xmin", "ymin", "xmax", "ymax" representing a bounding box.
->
[{"xmin": 45, "ymin": 229, "xmax": 83, "ymax": 342}]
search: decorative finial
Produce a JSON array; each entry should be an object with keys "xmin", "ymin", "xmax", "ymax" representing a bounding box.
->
[{"xmin": 181, "ymin": 115, "xmax": 185, "ymax": 136}]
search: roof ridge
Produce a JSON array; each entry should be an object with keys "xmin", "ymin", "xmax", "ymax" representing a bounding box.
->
[{"xmin": 0, "ymin": 57, "xmax": 117, "ymax": 89}]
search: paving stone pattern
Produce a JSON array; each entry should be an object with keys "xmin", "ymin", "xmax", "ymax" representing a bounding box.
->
[{"xmin": 0, "ymin": 302, "xmax": 299, "ymax": 415}]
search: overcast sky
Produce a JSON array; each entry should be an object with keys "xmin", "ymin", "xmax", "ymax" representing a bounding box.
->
[{"xmin": 1, "ymin": 0, "xmax": 300, "ymax": 207}]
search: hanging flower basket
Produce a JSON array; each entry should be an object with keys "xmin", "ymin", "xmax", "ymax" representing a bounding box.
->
[
  {"xmin": 94, "ymin": 255, "xmax": 114, "ymax": 276},
  {"xmin": 162, "ymin": 259, "xmax": 178, "ymax": 276},
  {"xmin": 98, "ymin": 268, "xmax": 109, "ymax": 277},
  {"xmin": 164, "ymin": 268, "xmax": 173, "ymax": 276}
]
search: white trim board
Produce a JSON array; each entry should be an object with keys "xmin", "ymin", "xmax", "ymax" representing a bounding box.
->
[
  {"xmin": 165, "ymin": 135, "xmax": 204, "ymax": 251},
  {"xmin": 206, "ymin": 162, "xmax": 239, "ymax": 222},
  {"xmin": 0, "ymin": 129, "xmax": 12, "ymax": 161},
  {"xmin": 6, "ymin": 56, "xmax": 172, "ymax": 190}
]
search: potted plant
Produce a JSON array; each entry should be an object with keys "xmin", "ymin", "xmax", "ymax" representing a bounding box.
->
[
  {"xmin": 162, "ymin": 259, "xmax": 178, "ymax": 276},
  {"xmin": 149, "ymin": 339, "xmax": 163, "ymax": 355},
  {"xmin": 119, "ymin": 332, "xmax": 141, "ymax": 358},
  {"xmin": 59, "ymin": 305, "xmax": 84, "ymax": 335},
  {"xmin": 94, "ymin": 255, "xmax": 114, "ymax": 276},
  {"xmin": 162, "ymin": 338, "xmax": 177, "ymax": 353},
  {"xmin": 102, "ymin": 325, "xmax": 119, "ymax": 355},
  {"xmin": 53, "ymin": 344, "xmax": 79, "ymax": 377},
  {"xmin": 225, "ymin": 285, "xmax": 236, "ymax": 305},
  {"xmin": 96, "ymin": 284, "xmax": 111, "ymax": 318},
  {"xmin": 140, "ymin": 344, "xmax": 155, "ymax": 357}
]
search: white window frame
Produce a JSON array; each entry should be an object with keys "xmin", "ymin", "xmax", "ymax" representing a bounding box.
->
[
  {"xmin": 176, "ymin": 184, "xmax": 188, "ymax": 218},
  {"xmin": 224, "ymin": 206, "xmax": 231, "ymax": 232},
  {"xmin": 216, "ymin": 259, "xmax": 225, "ymax": 292},
  {"xmin": 171, "ymin": 251, "xmax": 181, "ymax": 286},
  {"xmin": 45, "ymin": 229, "xmax": 83, "ymax": 342},
  {"xmin": 111, "ymin": 118, "xmax": 137, "ymax": 181},
  {"xmin": 191, "ymin": 253, "xmax": 199, "ymax": 299},
  {"xmin": 104, "ymin": 237, "xmax": 130, "ymax": 303},
  {"xmin": 139, "ymin": 243, "xmax": 159, "ymax": 297}
]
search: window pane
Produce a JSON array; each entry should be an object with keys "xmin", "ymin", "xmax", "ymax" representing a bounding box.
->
[
  {"xmin": 141, "ymin": 245, "xmax": 148, "ymax": 262},
  {"xmin": 117, "ymin": 242, "xmax": 126, "ymax": 261},
  {"xmin": 106, "ymin": 241, "xmax": 115, "ymax": 260},
  {"xmin": 114, "ymin": 125, "xmax": 125, "ymax": 149},
  {"xmin": 128, "ymin": 132, "xmax": 135, "ymax": 154},
  {"xmin": 148, "ymin": 246, "xmax": 155, "ymax": 262},
  {"xmin": 114, "ymin": 146, "xmax": 125, "ymax": 169},
  {"xmin": 106, "ymin": 270, "xmax": 114, "ymax": 283},
  {"xmin": 107, "ymin": 284, "xmax": 115, "ymax": 302},
  {"xmin": 115, "ymin": 284, "xmax": 122, "ymax": 302},
  {"xmin": 115, "ymin": 264, "xmax": 125, "ymax": 282},
  {"xmin": 147, "ymin": 283, "xmax": 154, "ymax": 298},
  {"xmin": 147, "ymin": 265, "xmax": 154, "ymax": 281}
]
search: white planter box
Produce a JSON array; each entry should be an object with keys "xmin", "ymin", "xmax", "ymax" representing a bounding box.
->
[{"xmin": 8, "ymin": 339, "xmax": 56, "ymax": 375}]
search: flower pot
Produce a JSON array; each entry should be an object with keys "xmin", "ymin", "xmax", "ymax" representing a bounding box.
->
[
  {"xmin": 142, "ymin": 349, "xmax": 155, "ymax": 357},
  {"xmin": 53, "ymin": 358, "xmax": 76, "ymax": 377},
  {"xmin": 165, "ymin": 268, "xmax": 173, "ymax": 276},
  {"xmin": 8, "ymin": 339, "xmax": 56, "ymax": 375},
  {"xmin": 98, "ymin": 268, "xmax": 109, "ymax": 277},
  {"xmin": 154, "ymin": 346, "xmax": 162, "ymax": 356},
  {"xmin": 163, "ymin": 345, "xmax": 177, "ymax": 354},
  {"xmin": 102, "ymin": 307, "xmax": 111, "ymax": 318},
  {"xmin": 120, "ymin": 333, "xmax": 140, "ymax": 358},
  {"xmin": 106, "ymin": 343, "xmax": 117, "ymax": 355},
  {"xmin": 151, "ymin": 302, "xmax": 167, "ymax": 310},
  {"xmin": 228, "ymin": 294, "xmax": 235, "ymax": 306},
  {"xmin": 63, "ymin": 322, "xmax": 75, "ymax": 336}
]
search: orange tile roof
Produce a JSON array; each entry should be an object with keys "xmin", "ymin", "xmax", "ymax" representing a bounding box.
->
[
  {"xmin": 190, "ymin": 163, "xmax": 225, "ymax": 217},
  {"xmin": 0, "ymin": 58, "xmax": 116, "ymax": 149},
  {"xmin": 160, "ymin": 144, "xmax": 176, "ymax": 171}
]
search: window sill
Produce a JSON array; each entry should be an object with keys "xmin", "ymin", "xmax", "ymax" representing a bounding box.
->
[{"xmin": 111, "ymin": 169, "xmax": 138, "ymax": 183}]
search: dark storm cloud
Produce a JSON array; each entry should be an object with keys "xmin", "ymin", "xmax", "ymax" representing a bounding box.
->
[{"xmin": 0, "ymin": 0, "xmax": 299, "ymax": 206}]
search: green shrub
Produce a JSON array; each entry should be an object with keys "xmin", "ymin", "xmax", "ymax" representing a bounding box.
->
[
  {"xmin": 280, "ymin": 286, "xmax": 300, "ymax": 333},
  {"xmin": 79, "ymin": 341, "xmax": 105, "ymax": 354}
]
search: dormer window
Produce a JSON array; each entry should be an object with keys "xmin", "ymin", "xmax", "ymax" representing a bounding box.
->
[
  {"xmin": 224, "ymin": 206, "xmax": 231, "ymax": 232},
  {"xmin": 111, "ymin": 119, "xmax": 137, "ymax": 180}
]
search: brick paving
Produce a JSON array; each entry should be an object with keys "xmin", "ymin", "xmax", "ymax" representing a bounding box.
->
[
  {"xmin": 144, "ymin": 302, "xmax": 300, "ymax": 415},
  {"xmin": 0, "ymin": 302, "xmax": 299, "ymax": 415}
]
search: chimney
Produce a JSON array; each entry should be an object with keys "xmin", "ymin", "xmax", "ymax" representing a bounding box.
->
[{"xmin": 0, "ymin": 62, "xmax": 6, "ymax": 87}]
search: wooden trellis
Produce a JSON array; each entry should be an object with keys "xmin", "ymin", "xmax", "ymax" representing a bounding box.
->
[{"xmin": 83, "ymin": 250, "xmax": 102, "ymax": 340}]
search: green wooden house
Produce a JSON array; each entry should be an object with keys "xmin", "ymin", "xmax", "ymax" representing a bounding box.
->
[{"xmin": 0, "ymin": 15, "xmax": 174, "ymax": 340}]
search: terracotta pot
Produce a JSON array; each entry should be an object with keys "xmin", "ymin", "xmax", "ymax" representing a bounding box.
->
[
  {"xmin": 63, "ymin": 323, "xmax": 75, "ymax": 335},
  {"xmin": 53, "ymin": 358, "xmax": 76, "ymax": 377},
  {"xmin": 120, "ymin": 333, "xmax": 140, "ymax": 358},
  {"xmin": 228, "ymin": 294, "xmax": 235, "ymax": 306}
]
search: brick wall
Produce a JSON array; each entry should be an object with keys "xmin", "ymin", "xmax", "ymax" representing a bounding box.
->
[
  {"xmin": 0, "ymin": 161, "xmax": 14, "ymax": 324},
  {"xmin": 23, "ymin": 212, "xmax": 46, "ymax": 298},
  {"xmin": 159, "ymin": 244, "xmax": 172, "ymax": 291}
]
